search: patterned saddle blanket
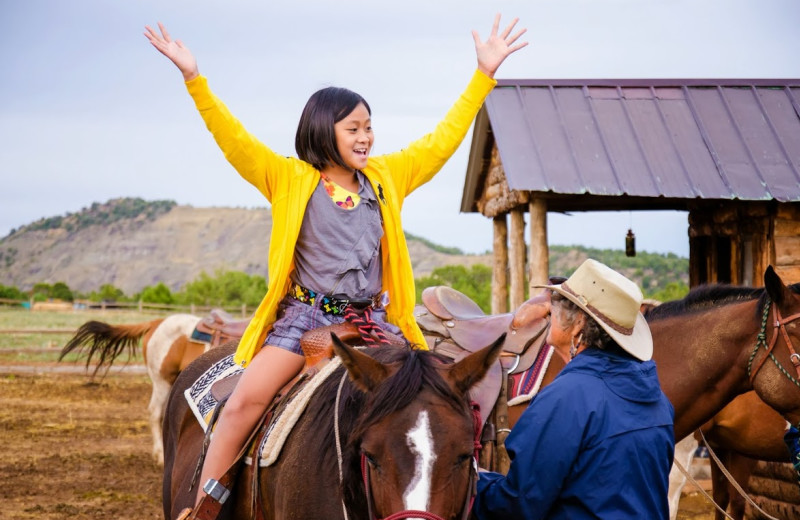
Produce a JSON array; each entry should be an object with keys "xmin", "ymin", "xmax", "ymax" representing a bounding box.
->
[{"xmin": 184, "ymin": 353, "xmax": 341, "ymax": 466}]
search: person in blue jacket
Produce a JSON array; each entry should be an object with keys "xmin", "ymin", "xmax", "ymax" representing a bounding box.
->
[{"xmin": 473, "ymin": 259, "xmax": 675, "ymax": 519}]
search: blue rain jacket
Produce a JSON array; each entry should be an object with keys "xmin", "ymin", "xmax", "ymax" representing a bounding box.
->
[{"xmin": 474, "ymin": 348, "xmax": 675, "ymax": 519}]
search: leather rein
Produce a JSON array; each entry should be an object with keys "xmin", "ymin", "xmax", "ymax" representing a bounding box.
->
[
  {"xmin": 358, "ymin": 401, "xmax": 483, "ymax": 520},
  {"xmin": 747, "ymin": 296, "xmax": 800, "ymax": 390}
]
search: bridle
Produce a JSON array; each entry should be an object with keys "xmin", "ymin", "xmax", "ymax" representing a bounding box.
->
[
  {"xmin": 358, "ymin": 401, "xmax": 483, "ymax": 520},
  {"xmin": 747, "ymin": 296, "xmax": 800, "ymax": 390}
]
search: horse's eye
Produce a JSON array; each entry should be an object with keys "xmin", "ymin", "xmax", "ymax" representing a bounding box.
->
[
  {"xmin": 455, "ymin": 454, "xmax": 472, "ymax": 467},
  {"xmin": 364, "ymin": 452, "xmax": 379, "ymax": 469}
]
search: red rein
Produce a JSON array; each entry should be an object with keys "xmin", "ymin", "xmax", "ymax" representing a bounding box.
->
[{"xmin": 360, "ymin": 401, "xmax": 483, "ymax": 520}]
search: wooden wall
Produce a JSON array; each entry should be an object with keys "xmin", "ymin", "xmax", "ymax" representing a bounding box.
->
[
  {"xmin": 774, "ymin": 204, "xmax": 800, "ymax": 284},
  {"xmin": 745, "ymin": 461, "xmax": 800, "ymax": 519},
  {"xmin": 688, "ymin": 202, "xmax": 800, "ymax": 287}
]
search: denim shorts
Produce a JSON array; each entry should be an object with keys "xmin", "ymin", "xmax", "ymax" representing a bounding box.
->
[{"xmin": 265, "ymin": 295, "xmax": 403, "ymax": 355}]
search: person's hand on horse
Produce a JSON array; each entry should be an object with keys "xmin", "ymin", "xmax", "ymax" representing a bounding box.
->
[
  {"xmin": 144, "ymin": 22, "xmax": 199, "ymax": 82},
  {"xmin": 472, "ymin": 14, "xmax": 528, "ymax": 78}
]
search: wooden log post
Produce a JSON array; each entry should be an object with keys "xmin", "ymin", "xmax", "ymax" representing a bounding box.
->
[
  {"xmin": 509, "ymin": 209, "xmax": 526, "ymax": 310},
  {"xmin": 528, "ymin": 199, "xmax": 549, "ymax": 294},
  {"xmin": 492, "ymin": 215, "xmax": 509, "ymax": 315},
  {"xmin": 746, "ymin": 460, "xmax": 800, "ymax": 519}
]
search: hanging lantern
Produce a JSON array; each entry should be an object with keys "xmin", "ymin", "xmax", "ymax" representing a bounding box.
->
[{"xmin": 625, "ymin": 229, "xmax": 636, "ymax": 257}]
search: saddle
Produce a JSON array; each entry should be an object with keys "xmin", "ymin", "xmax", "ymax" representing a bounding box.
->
[
  {"xmin": 192, "ymin": 309, "xmax": 252, "ymax": 348},
  {"xmin": 416, "ymin": 285, "xmax": 549, "ymax": 373},
  {"xmin": 205, "ymin": 325, "xmax": 365, "ymax": 409},
  {"xmin": 416, "ymin": 286, "xmax": 553, "ymax": 473},
  {"xmin": 195, "ymin": 288, "xmax": 553, "ymax": 481},
  {"xmin": 303, "ymin": 286, "xmax": 552, "ymax": 474},
  {"xmin": 199, "ymin": 307, "xmax": 407, "ymax": 412}
]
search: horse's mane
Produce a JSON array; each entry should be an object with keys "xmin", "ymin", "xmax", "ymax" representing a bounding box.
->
[
  {"xmin": 299, "ymin": 345, "xmax": 467, "ymax": 517},
  {"xmin": 644, "ymin": 281, "xmax": 800, "ymax": 322}
]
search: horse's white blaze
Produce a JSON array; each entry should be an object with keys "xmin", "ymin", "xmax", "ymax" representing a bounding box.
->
[{"xmin": 403, "ymin": 410, "xmax": 436, "ymax": 513}]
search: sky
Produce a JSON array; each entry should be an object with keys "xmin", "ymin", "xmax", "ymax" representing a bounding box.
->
[{"xmin": 2, "ymin": 0, "xmax": 799, "ymax": 259}]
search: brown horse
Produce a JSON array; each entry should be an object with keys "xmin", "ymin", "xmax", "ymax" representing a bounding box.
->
[
  {"xmin": 497, "ymin": 267, "xmax": 800, "ymax": 517},
  {"xmin": 162, "ymin": 335, "xmax": 505, "ymax": 519},
  {"xmin": 639, "ymin": 275, "xmax": 799, "ymax": 519},
  {"xmin": 509, "ymin": 266, "xmax": 800, "ymax": 442},
  {"xmin": 698, "ymin": 392, "xmax": 789, "ymax": 520},
  {"xmin": 479, "ymin": 267, "xmax": 800, "ymax": 449}
]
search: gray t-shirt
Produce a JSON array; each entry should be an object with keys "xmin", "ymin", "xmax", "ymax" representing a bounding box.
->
[{"xmin": 292, "ymin": 171, "xmax": 383, "ymax": 298}]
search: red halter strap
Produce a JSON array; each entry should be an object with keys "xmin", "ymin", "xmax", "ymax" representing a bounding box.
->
[{"xmin": 360, "ymin": 402, "xmax": 483, "ymax": 520}]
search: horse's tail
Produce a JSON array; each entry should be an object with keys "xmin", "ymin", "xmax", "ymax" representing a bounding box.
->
[{"xmin": 59, "ymin": 319, "xmax": 164, "ymax": 377}]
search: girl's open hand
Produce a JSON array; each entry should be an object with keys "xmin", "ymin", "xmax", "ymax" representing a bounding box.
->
[
  {"xmin": 472, "ymin": 14, "xmax": 528, "ymax": 78},
  {"xmin": 144, "ymin": 22, "xmax": 199, "ymax": 81}
]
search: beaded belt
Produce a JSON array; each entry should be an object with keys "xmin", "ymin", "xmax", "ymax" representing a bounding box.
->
[{"xmin": 289, "ymin": 283, "xmax": 380, "ymax": 316}]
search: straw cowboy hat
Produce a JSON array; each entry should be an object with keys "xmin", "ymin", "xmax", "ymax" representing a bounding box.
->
[{"xmin": 537, "ymin": 259, "xmax": 653, "ymax": 361}]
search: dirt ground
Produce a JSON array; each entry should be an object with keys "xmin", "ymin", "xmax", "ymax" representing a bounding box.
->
[
  {"xmin": 0, "ymin": 370, "xmax": 163, "ymax": 520},
  {"xmin": 0, "ymin": 366, "xmax": 716, "ymax": 520}
]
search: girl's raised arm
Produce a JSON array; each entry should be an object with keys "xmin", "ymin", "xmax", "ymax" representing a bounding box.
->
[
  {"xmin": 144, "ymin": 22, "xmax": 200, "ymax": 82},
  {"xmin": 472, "ymin": 14, "xmax": 528, "ymax": 79}
]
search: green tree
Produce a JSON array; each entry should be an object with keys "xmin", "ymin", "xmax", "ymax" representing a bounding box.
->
[
  {"xmin": 649, "ymin": 281, "xmax": 690, "ymax": 303},
  {"xmin": 176, "ymin": 269, "xmax": 267, "ymax": 307},
  {"xmin": 415, "ymin": 264, "xmax": 492, "ymax": 313},
  {"xmin": 0, "ymin": 284, "xmax": 25, "ymax": 300},
  {"xmin": 51, "ymin": 282, "xmax": 74, "ymax": 301},
  {"xmin": 90, "ymin": 284, "xmax": 126, "ymax": 302},
  {"xmin": 177, "ymin": 271, "xmax": 216, "ymax": 305},
  {"xmin": 31, "ymin": 282, "xmax": 52, "ymax": 302},
  {"xmin": 139, "ymin": 282, "xmax": 174, "ymax": 304}
]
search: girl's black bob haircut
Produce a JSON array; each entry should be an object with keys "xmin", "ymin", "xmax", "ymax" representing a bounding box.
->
[{"xmin": 295, "ymin": 86, "xmax": 371, "ymax": 172}]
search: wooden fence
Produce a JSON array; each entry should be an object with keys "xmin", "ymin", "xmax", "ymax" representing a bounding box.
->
[{"xmin": 0, "ymin": 298, "xmax": 251, "ymax": 318}]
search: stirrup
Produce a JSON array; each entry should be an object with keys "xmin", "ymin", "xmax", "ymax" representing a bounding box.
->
[{"xmin": 174, "ymin": 478, "xmax": 231, "ymax": 520}]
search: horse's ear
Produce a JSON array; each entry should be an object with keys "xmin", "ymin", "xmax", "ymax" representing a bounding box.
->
[
  {"xmin": 331, "ymin": 333, "xmax": 390, "ymax": 392},
  {"xmin": 446, "ymin": 333, "xmax": 506, "ymax": 394},
  {"xmin": 764, "ymin": 265, "xmax": 788, "ymax": 305}
]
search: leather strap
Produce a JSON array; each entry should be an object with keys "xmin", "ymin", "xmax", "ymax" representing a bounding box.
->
[
  {"xmin": 493, "ymin": 369, "xmax": 511, "ymax": 474},
  {"xmin": 185, "ymin": 406, "xmax": 272, "ymax": 520}
]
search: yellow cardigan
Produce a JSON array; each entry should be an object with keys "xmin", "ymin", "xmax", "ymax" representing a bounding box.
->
[{"xmin": 185, "ymin": 70, "xmax": 496, "ymax": 367}]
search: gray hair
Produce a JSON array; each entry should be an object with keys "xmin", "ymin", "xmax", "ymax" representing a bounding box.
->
[{"xmin": 551, "ymin": 291, "xmax": 615, "ymax": 351}]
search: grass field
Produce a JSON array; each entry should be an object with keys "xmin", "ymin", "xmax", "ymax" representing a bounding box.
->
[{"xmin": 0, "ymin": 307, "xmax": 167, "ymax": 365}]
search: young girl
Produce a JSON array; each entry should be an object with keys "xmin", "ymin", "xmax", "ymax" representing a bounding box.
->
[{"xmin": 145, "ymin": 14, "xmax": 526, "ymax": 517}]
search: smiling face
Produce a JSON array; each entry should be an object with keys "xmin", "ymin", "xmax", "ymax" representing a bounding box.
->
[{"xmin": 333, "ymin": 102, "xmax": 373, "ymax": 172}]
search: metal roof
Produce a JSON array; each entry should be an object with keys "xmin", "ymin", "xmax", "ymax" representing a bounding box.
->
[{"xmin": 462, "ymin": 79, "xmax": 800, "ymax": 213}]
